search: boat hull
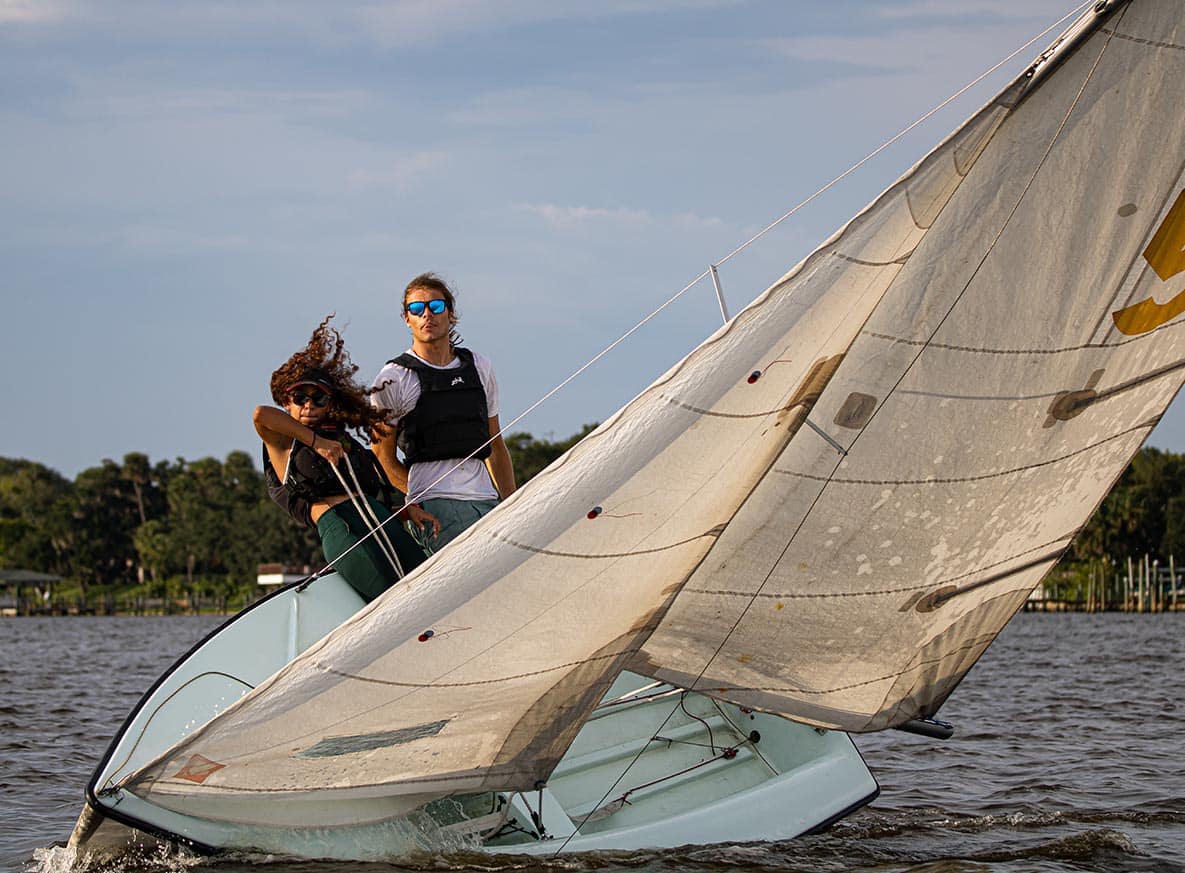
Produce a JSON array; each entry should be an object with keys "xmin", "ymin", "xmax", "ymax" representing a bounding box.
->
[{"xmin": 71, "ymin": 575, "xmax": 878, "ymax": 860}]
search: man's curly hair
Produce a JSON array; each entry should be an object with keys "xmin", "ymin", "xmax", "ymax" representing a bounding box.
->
[{"xmin": 269, "ymin": 315, "xmax": 388, "ymax": 439}]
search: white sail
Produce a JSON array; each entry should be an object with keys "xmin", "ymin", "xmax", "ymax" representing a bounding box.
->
[
  {"xmin": 124, "ymin": 0, "xmax": 1185, "ymax": 823},
  {"xmin": 633, "ymin": 0, "xmax": 1185, "ymax": 731}
]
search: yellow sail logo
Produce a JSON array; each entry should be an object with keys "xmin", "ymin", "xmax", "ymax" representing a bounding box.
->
[{"xmin": 1112, "ymin": 189, "xmax": 1185, "ymax": 335}]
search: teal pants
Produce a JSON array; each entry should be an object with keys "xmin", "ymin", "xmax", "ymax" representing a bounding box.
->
[
  {"xmin": 411, "ymin": 497, "xmax": 499, "ymax": 555},
  {"xmin": 317, "ymin": 497, "xmax": 427, "ymax": 601}
]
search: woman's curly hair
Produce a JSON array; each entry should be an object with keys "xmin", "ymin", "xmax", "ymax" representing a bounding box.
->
[{"xmin": 269, "ymin": 315, "xmax": 388, "ymax": 439}]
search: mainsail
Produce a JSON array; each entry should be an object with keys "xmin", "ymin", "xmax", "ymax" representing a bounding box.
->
[{"xmin": 125, "ymin": 0, "xmax": 1185, "ymax": 824}]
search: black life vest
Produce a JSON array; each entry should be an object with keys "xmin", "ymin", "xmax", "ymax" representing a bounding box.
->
[
  {"xmin": 262, "ymin": 447, "xmax": 312, "ymax": 528},
  {"xmin": 390, "ymin": 347, "xmax": 491, "ymax": 466},
  {"xmin": 262, "ymin": 426, "xmax": 388, "ymax": 527}
]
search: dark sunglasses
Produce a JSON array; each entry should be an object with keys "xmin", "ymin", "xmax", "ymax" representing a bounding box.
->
[
  {"xmin": 405, "ymin": 299, "xmax": 448, "ymax": 317},
  {"xmin": 289, "ymin": 391, "xmax": 330, "ymax": 408}
]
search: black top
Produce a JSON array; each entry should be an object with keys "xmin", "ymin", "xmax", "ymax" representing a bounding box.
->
[
  {"xmin": 390, "ymin": 347, "xmax": 492, "ymax": 466},
  {"xmin": 262, "ymin": 426, "xmax": 393, "ymax": 528}
]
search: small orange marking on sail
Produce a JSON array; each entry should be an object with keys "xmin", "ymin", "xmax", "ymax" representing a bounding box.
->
[
  {"xmin": 171, "ymin": 753, "xmax": 226, "ymax": 784},
  {"xmin": 1113, "ymin": 190, "xmax": 1185, "ymax": 336}
]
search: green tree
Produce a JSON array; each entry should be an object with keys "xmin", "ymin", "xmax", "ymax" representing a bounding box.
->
[
  {"xmin": 69, "ymin": 460, "xmax": 147, "ymax": 595},
  {"xmin": 505, "ymin": 424, "xmax": 598, "ymax": 484},
  {"xmin": 121, "ymin": 452, "xmax": 166, "ymax": 583},
  {"xmin": 0, "ymin": 459, "xmax": 76, "ymax": 583}
]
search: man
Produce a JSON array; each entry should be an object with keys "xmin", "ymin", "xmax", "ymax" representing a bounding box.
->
[{"xmin": 371, "ymin": 272, "xmax": 516, "ymax": 554}]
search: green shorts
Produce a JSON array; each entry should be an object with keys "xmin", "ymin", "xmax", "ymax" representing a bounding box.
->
[
  {"xmin": 410, "ymin": 497, "xmax": 499, "ymax": 556},
  {"xmin": 317, "ymin": 497, "xmax": 428, "ymax": 601}
]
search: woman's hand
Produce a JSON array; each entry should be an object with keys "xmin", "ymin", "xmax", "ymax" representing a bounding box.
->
[{"xmin": 312, "ymin": 433, "xmax": 344, "ymax": 466}]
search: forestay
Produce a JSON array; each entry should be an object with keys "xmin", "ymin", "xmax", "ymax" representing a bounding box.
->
[{"xmin": 126, "ymin": 0, "xmax": 1185, "ymax": 822}]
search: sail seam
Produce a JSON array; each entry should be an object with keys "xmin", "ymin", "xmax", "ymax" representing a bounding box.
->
[
  {"xmin": 864, "ymin": 314, "xmax": 1185, "ymax": 355},
  {"xmin": 152, "ymin": 766, "xmax": 530, "ymax": 793},
  {"xmin": 660, "ymin": 395, "xmax": 781, "ymax": 419},
  {"xmin": 896, "ymin": 355, "xmax": 1185, "ymax": 403},
  {"xmin": 318, "ymin": 648, "xmax": 639, "ymax": 688},
  {"xmin": 1100, "ymin": 27, "xmax": 1185, "ymax": 52},
  {"xmin": 682, "ymin": 533, "xmax": 1073, "ymax": 600},
  {"xmin": 492, "ymin": 527, "xmax": 723, "ymax": 560},
  {"xmin": 776, "ymin": 420, "xmax": 1153, "ymax": 486},
  {"xmin": 833, "ymin": 251, "xmax": 913, "ymax": 267},
  {"xmin": 739, "ymin": 627, "xmax": 1003, "ymax": 699}
]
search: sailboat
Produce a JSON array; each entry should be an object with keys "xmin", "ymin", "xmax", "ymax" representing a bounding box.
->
[{"xmin": 71, "ymin": 0, "xmax": 1185, "ymax": 860}]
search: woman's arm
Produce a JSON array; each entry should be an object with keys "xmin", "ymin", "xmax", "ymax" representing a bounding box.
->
[{"xmin": 253, "ymin": 406, "xmax": 343, "ymax": 472}]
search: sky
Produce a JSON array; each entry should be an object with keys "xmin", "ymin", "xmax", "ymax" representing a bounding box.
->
[{"xmin": 3, "ymin": 0, "xmax": 1180, "ymax": 478}]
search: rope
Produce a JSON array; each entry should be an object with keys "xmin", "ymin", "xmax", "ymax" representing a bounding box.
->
[
  {"xmin": 326, "ymin": 453, "xmax": 405, "ymax": 579},
  {"xmin": 342, "ymin": 452, "xmax": 405, "ymax": 578},
  {"xmin": 679, "ymin": 692, "xmax": 716, "ymax": 754},
  {"xmin": 584, "ymin": 736, "xmax": 752, "ymax": 822}
]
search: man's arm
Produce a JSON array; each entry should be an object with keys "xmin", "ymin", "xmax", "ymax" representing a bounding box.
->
[
  {"xmin": 371, "ymin": 424, "xmax": 410, "ymax": 494},
  {"xmin": 485, "ymin": 415, "xmax": 517, "ymax": 500}
]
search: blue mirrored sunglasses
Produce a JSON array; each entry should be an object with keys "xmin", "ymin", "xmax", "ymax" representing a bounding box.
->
[{"xmin": 406, "ymin": 298, "xmax": 448, "ymax": 317}]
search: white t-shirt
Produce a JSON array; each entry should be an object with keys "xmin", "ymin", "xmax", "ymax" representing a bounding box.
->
[{"xmin": 370, "ymin": 349, "xmax": 500, "ymax": 503}]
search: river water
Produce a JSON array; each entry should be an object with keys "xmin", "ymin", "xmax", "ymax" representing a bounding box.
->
[{"xmin": 2, "ymin": 613, "xmax": 1182, "ymax": 873}]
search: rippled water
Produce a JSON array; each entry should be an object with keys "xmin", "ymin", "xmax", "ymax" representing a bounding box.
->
[{"xmin": 2, "ymin": 613, "xmax": 1183, "ymax": 873}]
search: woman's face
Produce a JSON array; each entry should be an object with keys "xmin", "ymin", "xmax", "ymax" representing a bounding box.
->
[{"xmin": 285, "ymin": 386, "xmax": 331, "ymax": 427}]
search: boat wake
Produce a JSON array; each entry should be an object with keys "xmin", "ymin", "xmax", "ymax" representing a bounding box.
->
[
  {"xmin": 29, "ymin": 842, "xmax": 202, "ymax": 873},
  {"xmin": 27, "ymin": 809, "xmax": 1185, "ymax": 873}
]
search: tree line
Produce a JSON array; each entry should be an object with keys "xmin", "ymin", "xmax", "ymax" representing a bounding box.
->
[
  {"xmin": 0, "ymin": 427, "xmax": 597, "ymax": 613},
  {"xmin": 1053, "ymin": 446, "xmax": 1185, "ymax": 606},
  {"xmin": 0, "ymin": 438, "xmax": 1179, "ymax": 613}
]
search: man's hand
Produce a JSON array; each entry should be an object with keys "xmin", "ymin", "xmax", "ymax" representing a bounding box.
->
[{"xmin": 403, "ymin": 503, "xmax": 441, "ymax": 537}]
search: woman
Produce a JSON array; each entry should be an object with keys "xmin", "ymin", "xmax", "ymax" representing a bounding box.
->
[{"xmin": 254, "ymin": 316, "xmax": 437, "ymax": 601}]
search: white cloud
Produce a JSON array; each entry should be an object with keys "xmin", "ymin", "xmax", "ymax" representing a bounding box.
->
[
  {"xmin": 519, "ymin": 203, "xmax": 654, "ymax": 227},
  {"xmin": 762, "ymin": 1, "xmax": 1090, "ymax": 73},
  {"xmin": 27, "ymin": 0, "xmax": 743, "ymax": 50},
  {"xmin": 674, "ymin": 211, "xmax": 724, "ymax": 230},
  {"xmin": 354, "ymin": 0, "xmax": 742, "ymax": 48},
  {"xmin": 449, "ymin": 87, "xmax": 593, "ymax": 129},
  {"xmin": 874, "ymin": 0, "xmax": 1085, "ymax": 21},
  {"xmin": 0, "ymin": 0, "xmax": 64, "ymax": 23},
  {"xmin": 110, "ymin": 225, "xmax": 250, "ymax": 255},
  {"xmin": 518, "ymin": 202, "xmax": 724, "ymax": 232},
  {"xmin": 345, "ymin": 151, "xmax": 448, "ymax": 189},
  {"xmin": 65, "ymin": 82, "xmax": 371, "ymax": 123}
]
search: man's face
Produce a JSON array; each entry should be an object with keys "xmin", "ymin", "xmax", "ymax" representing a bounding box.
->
[{"xmin": 404, "ymin": 287, "xmax": 452, "ymax": 344}]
